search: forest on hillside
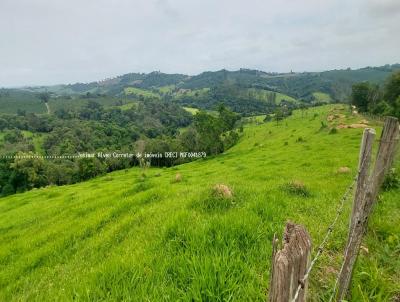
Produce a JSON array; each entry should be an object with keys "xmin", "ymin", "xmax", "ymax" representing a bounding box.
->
[{"xmin": 0, "ymin": 99, "xmax": 241, "ymax": 196}]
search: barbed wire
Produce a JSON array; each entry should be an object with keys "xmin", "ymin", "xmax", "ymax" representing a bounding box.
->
[
  {"xmin": 327, "ymin": 162, "xmax": 391, "ymax": 302},
  {"xmin": 292, "ymin": 153, "xmax": 392, "ymax": 301},
  {"xmin": 291, "ymin": 176, "xmax": 357, "ymax": 302},
  {"xmin": 290, "ymin": 128, "xmax": 382, "ymax": 302}
]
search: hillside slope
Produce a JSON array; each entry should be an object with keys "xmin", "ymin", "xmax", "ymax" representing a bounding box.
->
[
  {"xmin": 0, "ymin": 105, "xmax": 399, "ymax": 301},
  {"xmin": 38, "ymin": 64, "xmax": 399, "ymax": 99},
  {"xmin": 3, "ymin": 64, "xmax": 399, "ymax": 115}
]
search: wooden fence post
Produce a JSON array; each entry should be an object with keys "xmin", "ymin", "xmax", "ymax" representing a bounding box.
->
[
  {"xmin": 369, "ymin": 117, "xmax": 400, "ymax": 198},
  {"xmin": 269, "ymin": 222, "xmax": 312, "ymax": 302},
  {"xmin": 336, "ymin": 117, "xmax": 400, "ymax": 301},
  {"xmin": 348, "ymin": 128, "xmax": 376, "ymax": 239}
]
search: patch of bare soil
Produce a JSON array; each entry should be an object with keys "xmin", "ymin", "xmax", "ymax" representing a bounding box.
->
[
  {"xmin": 337, "ymin": 124, "xmax": 369, "ymax": 129},
  {"xmin": 327, "ymin": 114, "xmax": 346, "ymax": 122},
  {"xmin": 337, "ymin": 167, "xmax": 351, "ymax": 174}
]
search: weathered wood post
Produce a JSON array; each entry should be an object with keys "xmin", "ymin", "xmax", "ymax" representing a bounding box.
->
[
  {"xmin": 336, "ymin": 117, "xmax": 399, "ymax": 301},
  {"xmin": 369, "ymin": 117, "xmax": 400, "ymax": 199},
  {"xmin": 348, "ymin": 128, "xmax": 376, "ymax": 238},
  {"xmin": 269, "ymin": 222, "xmax": 312, "ymax": 302},
  {"xmin": 269, "ymin": 233, "xmax": 279, "ymax": 299}
]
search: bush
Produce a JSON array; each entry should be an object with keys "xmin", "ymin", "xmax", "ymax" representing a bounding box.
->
[
  {"xmin": 371, "ymin": 101, "xmax": 392, "ymax": 116},
  {"xmin": 329, "ymin": 127, "xmax": 338, "ymax": 134},
  {"xmin": 223, "ymin": 131, "xmax": 239, "ymax": 149},
  {"xmin": 320, "ymin": 121, "xmax": 327, "ymax": 130},
  {"xmin": 192, "ymin": 184, "xmax": 235, "ymax": 212},
  {"xmin": 282, "ymin": 180, "xmax": 311, "ymax": 197},
  {"xmin": 382, "ymin": 168, "xmax": 400, "ymax": 191},
  {"xmin": 212, "ymin": 184, "xmax": 233, "ymax": 199},
  {"xmin": 172, "ymin": 173, "xmax": 182, "ymax": 183},
  {"xmin": 76, "ymin": 158, "xmax": 106, "ymax": 181},
  {"xmin": 264, "ymin": 115, "xmax": 272, "ymax": 122},
  {"xmin": 131, "ymin": 181, "xmax": 153, "ymax": 194},
  {"xmin": 1, "ymin": 184, "xmax": 15, "ymax": 196}
]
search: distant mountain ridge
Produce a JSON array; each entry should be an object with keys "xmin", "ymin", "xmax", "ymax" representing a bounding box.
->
[{"xmin": 20, "ymin": 64, "xmax": 399, "ymax": 102}]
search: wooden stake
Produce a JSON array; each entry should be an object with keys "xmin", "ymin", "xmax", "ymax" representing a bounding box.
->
[
  {"xmin": 336, "ymin": 117, "xmax": 399, "ymax": 301},
  {"xmin": 269, "ymin": 222, "xmax": 311, "ymax": 302},
  {"xmin": 348, "ymin": 128, "xmax": 376, "ymax": 238}
]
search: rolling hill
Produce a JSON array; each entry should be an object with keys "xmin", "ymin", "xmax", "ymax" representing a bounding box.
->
[
  {"xmin": 1, "ymin": 64, "xmax": 399, "ymax": 115},
  {"xmin": 0, "ymin": 105, "xmax": 398, "ymax": 301},
  {"xmin": 0, "ymin": 89, "xmax": 47, "ymax": 114}
]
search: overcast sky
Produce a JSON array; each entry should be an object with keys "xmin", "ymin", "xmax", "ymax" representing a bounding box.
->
[{"xmin": 1, "ymin": 0, "xmax": 399, "ymax": 87}]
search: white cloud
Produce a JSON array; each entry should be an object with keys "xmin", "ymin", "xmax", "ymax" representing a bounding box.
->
[{"xmin": 0, "ymin": 0, "xmax": 399, "ymax": 86}]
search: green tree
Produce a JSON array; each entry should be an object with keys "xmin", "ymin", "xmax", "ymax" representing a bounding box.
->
[
  {"xmin": 351, "ymin": 83, "xmax": 374, "ymax": 112},
  {"xmin": 274, "ymin": 108, "xmax": 285, "ymax": 125},
  {"xmin": 222, "ymin": 130, "xmax": 239, "ymax": 149},
  {"xmin": 384, "ymin": 71, "xmax": 400, "ymax": 105},
  {"xmin": 266, "ymin": 92, "xmax": 277, "ymax": 106},
  {"xmin": 10, "ymin": 151, "xmax": 47, "ymax": 190},
  {"xmin": 217, "ymin": 104, "xmax": 240, "ymax": 131},
  {"xmin": 194, "ymin": 111, "xmax": 224, "ymax": 155},
  {"xmin": 371, "ymin": 101, "xmax": 392, "ymax": 116},
  {"xmin": 76, "ymin": 158, "xmax": 106, "ymax": 181},
  {"xmin": 179, "ymin": 128, "xmax": 200, "ymax": 152},
  {"xmin": 17, "ymin": 109, "xmax": 26, "ymax": 116},
  {"xmin": 0, "ymin": 118, "xmax": 8, "ymax": 130},
  {"xmin": 38, "ymin": 92, "xmax": 50, "ymax": 103},
  {"xmin": 391, "ymin": 96, "xmax": 400, "ymax": 118},
  {"xmin": 1, "ymin": 184, "xmax": 14, "ymax": 196},
  {"xmin": 45, "ymin": 161, "xmax": 74, "ymax": 185},
  {"xmin": 4, "ymin": 129, "xmax": 24, "ymax": 144}
]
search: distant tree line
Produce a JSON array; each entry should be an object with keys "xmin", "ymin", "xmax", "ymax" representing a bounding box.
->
[{"xmin": 351, "ymin": 71, "xmax": 400, "ymax": 118}]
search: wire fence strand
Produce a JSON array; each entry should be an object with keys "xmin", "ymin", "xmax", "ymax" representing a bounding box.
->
[
  {"xmin": 327, "ymin": 163, "xmax": 390, "ymax": 302},
  {"xmin": 290, "ymin": 131, "xmax": 378, "ymax": 302},
  {"xmin": 291, "ymin": 177, "xmax": 357, "ymax": 302}
]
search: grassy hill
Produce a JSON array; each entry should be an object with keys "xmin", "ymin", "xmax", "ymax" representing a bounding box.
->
[
  {"xmin": 0, "ymin": 105, "xmax": 399, "ymax": 301},
  {"xmin": 48, "ymin": 96, "xmax": 136, "ymax": 112},
  {"xmin": 183, "ymin": 107, "xmax": 200, "ymax": 115},
  {"xmin": 0, "ymin": 91, "xmax": 137, "ymax": 115},
  {"xmin": 312, "ymin": 91, "xmax": 332, "ymax": 103},
  {"xmin": 0, "ymin": 90, "xmax": 46, "ymax": 114},
  {"xmin": 123, "ymin": 87, "xmax": 161, "ymax": 99},
  {"xmin": 165, "ymin": 65, "xmax": 400, "ymax": 101}
]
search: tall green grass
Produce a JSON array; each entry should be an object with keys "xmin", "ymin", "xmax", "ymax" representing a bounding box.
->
[{"xmin": 0, "ymin": 105, "xmax": 398, "ymax": 301}]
